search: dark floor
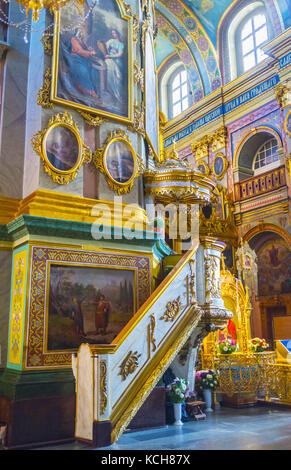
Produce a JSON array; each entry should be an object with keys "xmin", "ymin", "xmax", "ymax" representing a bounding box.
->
[{"xmin": 32, "ymin": 405, "xmax": 291, "ymax": 450}]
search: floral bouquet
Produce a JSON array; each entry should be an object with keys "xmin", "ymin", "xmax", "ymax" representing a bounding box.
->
[
  {"xmin": 249, "ymin": 337, "xmax": 269, "ymax": 353},
  {"xmin": 218, "ymin": 338, "xmax": 237, "ymax": 355},
  {"xmin": 195, "ymin": 370, "xmax": 218, "ymax": 390},
  {"xmin": 167, "ymin": 377, "xmax": 190, "ymax": 403}
]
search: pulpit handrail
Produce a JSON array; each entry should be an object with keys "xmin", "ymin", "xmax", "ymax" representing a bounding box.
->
[{"xmin": 89, "ymin": 241, "xmax": 199, "ymax": 355}]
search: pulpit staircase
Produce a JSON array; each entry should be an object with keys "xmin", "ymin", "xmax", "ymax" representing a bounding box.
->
[{"xmin": 73, "ymin": 239, "xmax": 232, "ymax": 447}]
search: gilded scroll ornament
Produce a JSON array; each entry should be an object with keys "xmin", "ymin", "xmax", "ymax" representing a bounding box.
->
[
  {"xmin": 119, "ymin": 350, "xmax": 141, "ymax": 381},
  {"xmin": 133, "ymin": 60, "xmax": 144, "ymax": 92},
  {"xmin": 205, "ymin": 255, "xmax": 221, "ymax": 301},
  {"xmin": 128, "ymin": 102, "xmax": 146, "ymax": 137},
  {"xmin": 160, "ymin": 296, "xmax": 182, "ymax": 322},
  {"xmin": 79, "ymin": 111, "xmax": 106, "ymax": 127},
  {"xmin": 148, "ymin": 314, "xmax": 157, "ymax": 353},
  {"xmin": 93, "ymin": 128, "xmax": 144, "ymax": 195},
  {"xmin": 132, "ymin": 14, "xmax": 140, "ymax": 43},
  {"xmin": 37, "ymin": 68, "xmax": 53, "ymax": 109},
  {"xmin": 41, "ymin": 35, "xmax": 52, "ymax": 55},
  {"xmin": 31, "ymin": 111, "xmax": 92, "ymax": 185},
  {"xmin": 100, "ymin": 360, "xmax": 108, "ymax": 415}
]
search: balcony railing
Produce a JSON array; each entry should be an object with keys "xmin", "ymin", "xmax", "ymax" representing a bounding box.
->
[{"xmin": 235, "ymin": 166, "xmax": 286, "ymax": 202}]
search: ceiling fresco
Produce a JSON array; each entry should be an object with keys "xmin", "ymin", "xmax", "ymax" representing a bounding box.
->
[
  {"xmin": 154, "ymin": 0, "xmax": 290, "ymax": 104},
  {"xmin": 155, "ymin": 0, "xmax": 222, "ymax": 95}
]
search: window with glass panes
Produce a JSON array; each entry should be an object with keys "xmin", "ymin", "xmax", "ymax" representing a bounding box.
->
[
  {"xmin": 171, "ymin": 69, "xmax": 189, "ymax": 118},
  {"xmin": 240, "ymin": 11, "xmax": 268, "ymax": 73},
  {"xmin": 253, "ymin": 138, "xmax": 279, "ymax": 170}
]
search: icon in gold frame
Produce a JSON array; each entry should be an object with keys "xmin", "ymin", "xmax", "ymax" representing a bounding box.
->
[
  {"xmin": 31, "ymin": 112, "xmax": 92, "ymax": 185},
  {"xmin": 284, "ymin": 111, "xmax": 291, "ymax": 138},
  {"xmin": 197, "ymin": 160, "xmax": 210, "ymax": 176},
  {"xmin": 212, "ymin": 152, "xmax": 229, "ymax": 180},
  {"xmin": 93, "ymin": 129, "xmax": 144, "ymax": 195},
  {"xmin": 50, "ymin": 0, "xmax": 134, "ymax": 125}
]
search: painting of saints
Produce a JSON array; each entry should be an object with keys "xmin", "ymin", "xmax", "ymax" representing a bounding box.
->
[
  {"xmin": 106, "ymin": 141, "xmax": 135, "ymax": 183},
  {"xmin": 53, "ymin": 0, "xmax": 129, "ymax": 120},
  {"xmin": 268, "ymin": 244, "xmax": 279, "ymax": 267},
  {"xmin": 45, "ymin": 126, "xmax": 79, "ymax": 171},
  {"xmin": 91, "ymin": 294, "xmax": 112, "ymax": 335}
]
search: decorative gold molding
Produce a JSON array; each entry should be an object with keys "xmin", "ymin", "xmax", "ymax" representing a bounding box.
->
[
  {"xmin": 41, "ymin": 35, "xmax": 53, "ymax": 55},
  {"xmin": 191, "ymin": 126, "xmax": 227, "ymax": 161},
  {"xmin": 79, "ymin": 111, "xmax": 106, "ymax": 127},
  {"xmin": 212, "ymin": 152, "xmax": 229, "ymax": 180},
  {"xmin": 148, "ymin": 314, "xmax": 157, "ymax": 353},
  {"xmin": 205, "ymin": 255, "xmax": 221, "ymax": 301},
  {"xmin": 93, "ymin": 128, "xmax": 144, "ymax": 195},
  {"xmin": 132, "ymin": 14, "xmax": 140, "ymax": 43},
  {"xmin": 37, "ymin": 68, "xmax": 53, "ymax": 109},
  {"xmin": 160, "ymin": 296, "xmax": 182, "ymax": 322},
  {"xmin": 118, "ymin": 350, "xmax": 141, "ymax": 381},
  {"xmin": 31, "ymin": 111, "xmax": 92, "ymax": 185},
  {"xmin": 133, "ymin": 60, "xmax": 144, "ymax": 92},
  {"xmin": 275, "ymin": 80, "xmax": 291, "ymax": 109},
  {"xmin": 111, "ymin": 303, "xmax": 203, "ymax": 443},
  {"xmin": 128, "ymin": 101, "xmax": 146, "ymax": 137},
  {"xmin": 100, "ymin": 360, "xmax": 108, "ymax": 416}
]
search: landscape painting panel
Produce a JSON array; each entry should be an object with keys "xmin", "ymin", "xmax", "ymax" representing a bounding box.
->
[
  {"xmin": 47, "ymin": 264, "xmax": 135, "ymax": 350},
  {"xmin": 55, "ymin": 0, "xmax": 129, "ymax": 118}
]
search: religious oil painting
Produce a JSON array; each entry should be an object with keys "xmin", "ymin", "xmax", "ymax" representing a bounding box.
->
[
  {"xmin": 45, "ymin": 124, "xmax": 79, "ymax": 172},
  {"xmin": 52, "ymin": 0, "xmax": 132, "ymax": 122},
  {"xmin": 105, "ymin": 139, "xmax": 135, "ymax": 184},
  {"xmin": 257, "ymin": 240, "xmax": 291, "ymax": 297},
  {"xmin": 47, "ymin": 264, "xmax": 136, "ymax": 350}
]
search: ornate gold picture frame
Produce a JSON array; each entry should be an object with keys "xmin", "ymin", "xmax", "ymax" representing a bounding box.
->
[
  {"xmin": 93, "ymin": 129, "xmax": 143, "ymax": 195},
  {"xmin": 51, "ymin": 0, "xmax": 134, "ymax": 125},
  {"xmin": 31, "ymin": 112, "xmax": 92, "ymax": 185},
  {"xmin": 283, "ymin": 110, "xmax": 291, "ymax": 138},
  {"xmin": 197, "ymin": 160, "xmax": 210, "ymax": 176},
  {"xmin": 212, "ymin": 152, "xmax": 229, "ymax": 180}
]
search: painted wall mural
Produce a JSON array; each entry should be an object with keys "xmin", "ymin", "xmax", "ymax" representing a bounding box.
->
[
  {"xmin": 257, "ymin": 240, "xmax": 291, "ymax": 296},
  {"xmin": 155, "ymin": 0, "xmax": 221, "ymax": 97},
  {"xmin": 52, "ymin": 0, "xmax": 132, "ymax": 122},
  {"xmin": 47, "ymin": 264, "xmax": 136, "ymax": 350},
  {"xmin": 155, "ymin": 12, "xmax": 204, "ymax": 100},
  {"xmin": 26, "ymin": 247, "xmax": 151, "ymax": 369}
]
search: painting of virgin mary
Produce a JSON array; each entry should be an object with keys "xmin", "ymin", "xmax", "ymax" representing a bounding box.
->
[{"xmin": 52, "ymin": 0, "xmax": 130, "ymax": 121}]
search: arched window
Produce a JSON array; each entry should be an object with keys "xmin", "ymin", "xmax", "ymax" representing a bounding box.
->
[
  {"xmin": 218, "ymin": 0, "xmax": 283, "ymax": 84},
  {"xmin": 236, "ymin": 8, "xmax": 268, "ymax": 75},
  {"xmin": 167, "ymin": 65, "xmax": 192, "ymax": 120},
  {"xmin": 253, "ymin": 138, "xmax": 279, "ymax": 172}
]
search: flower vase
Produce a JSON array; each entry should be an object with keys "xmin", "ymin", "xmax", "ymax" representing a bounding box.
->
[
  {"xmin": 203, "ymin": 388, "xmax": 213, "ymax": 412},
  {"xmin": 173, "ymin": 402, "xmax": 183, "ymax": 426}
]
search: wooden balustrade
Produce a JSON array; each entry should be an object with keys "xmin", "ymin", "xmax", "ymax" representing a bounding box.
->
[{"xmin": 235, "ymin": 166, "xmax": 286, "ymax": 201}]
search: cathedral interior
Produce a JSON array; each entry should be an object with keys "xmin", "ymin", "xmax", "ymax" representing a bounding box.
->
[{"xmin": 0, "ymin": 0, "xmax": 290, "ymax": 451}]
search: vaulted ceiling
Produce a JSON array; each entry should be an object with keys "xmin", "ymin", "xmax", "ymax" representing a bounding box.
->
[{"xmin": 154, "ymin": 0, "xmax": 290, "ymax": 101}]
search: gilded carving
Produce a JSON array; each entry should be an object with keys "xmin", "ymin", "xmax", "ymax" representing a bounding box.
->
[
  {"xmin": 132, "ymin": 15, "xmax": 140, "ymax": 43},
  {"xmin": 93, "ymin": 128, "xmax": 144, "ymax": 195},
  {"xmin": 160, "ymin": 296, "xmax": 182, "ymax": 322},
  {"xmin": 275, "ymin": 80, "xmax": 291, "ymax": 109},
  {"xmin": 31, "ymin": 111, "xmax": 92, "ymax": 185},
  {"xmin": 205, "ymin": 255, "xmax": 221, "ymax": 301},
  {"xmin": 148, "ymin": 314, "xmax": 157, "ymax": 353},
  {"xmin": 100, "ymin": 360, "xmax": 108, "ymax": 415},
  {"xmin": 133, "ymin": 60, "xmax": 144, "ymax": 92},
  {"xmin": 119, "ymin": 350, "xmax": 141, "ymax": 381},
  {"xmin": 41, "ymin": 35, "xmax": 53, "ymax": 55},
  {"xmin": 128, "ymin": 101, "xmax": 146, "ymax": 137},
  {"xmin": 79, "ymin": 111, "xmax": 106, "ymax": 127},
  {"xmin": 37, "ymin": 68, "xmax": 53, "ymax": 109}
]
